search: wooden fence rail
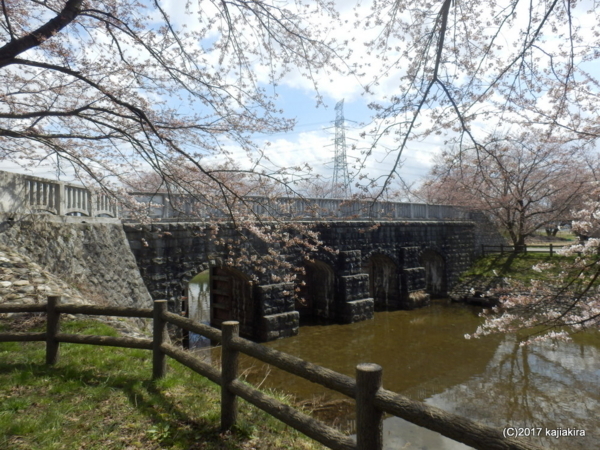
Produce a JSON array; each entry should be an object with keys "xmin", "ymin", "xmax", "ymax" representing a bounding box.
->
[
  {"xmin": 481, "ymin": 244, "xmax": 523, "ymax": 255},
  {"xmin": 0, "ymin": 296, "xmax": 541, "ymax": 450},
  {"xmin": 481, "ymin": 243, "xmax": 578, "ymax": 257}
]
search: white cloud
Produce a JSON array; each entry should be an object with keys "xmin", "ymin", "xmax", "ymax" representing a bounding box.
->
[{"xmin": 8, "ymin": 0, "xmax": 600, "ymax": 194}]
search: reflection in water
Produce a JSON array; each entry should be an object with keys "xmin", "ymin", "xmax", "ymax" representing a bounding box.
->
[
  {"xmin": 382, "ymin": 417, "xmax": 472, "ymax": 450},
  {"xmin": 186, "ymin": 298, "xmax": 599, "ymax": 449},
  {"xmin": 258, "ymin": 302, "xmax": 501, "ymax": 401},
  {"xmin": 188, "ymin": 272, "xmax": 211, "ymax": 353},
  {"xmin": 429, "ymin": 336, "xmax": 600, "ymax": 449}
]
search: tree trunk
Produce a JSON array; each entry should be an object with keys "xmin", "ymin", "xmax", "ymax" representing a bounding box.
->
[{"xmin": 514, "ymin": 235, "xmax": 526, "ymax": 254}]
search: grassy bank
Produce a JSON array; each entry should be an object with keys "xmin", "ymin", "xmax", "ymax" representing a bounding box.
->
[
  {"xmin": 0, "ymin": 318, "xmax": 324, "ymax": 450},
  {"xmin": 450, "ymin": 251, "xmax": 583, "ymax": 304},
  {"xmin": 461, "ymin": 252, "xmax": 576, "ymax": 284}
]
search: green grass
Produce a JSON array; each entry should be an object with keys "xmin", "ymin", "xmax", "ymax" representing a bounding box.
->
[
  {"xmin": 0, "ymin": 319, "xmax": 323, "ymax": 450},
  {"xmin": 189, "ymin": 270, "xmax": 209, "ymax": 285},
  {"xmin": 529, "ymin": 229, "xmax": 578, "ymax": 243},
  {"xmin": 555, "ymin": 230, "xmax": 578, "ymax": 242},
  {"xmin": 461, "ymin": 252, "xmax": 577, "ymax": 283}
]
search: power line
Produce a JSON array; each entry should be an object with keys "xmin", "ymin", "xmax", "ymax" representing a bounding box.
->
[{"xmin": 332, "ymin": 99, "xmax": 350, "ymax": 197}]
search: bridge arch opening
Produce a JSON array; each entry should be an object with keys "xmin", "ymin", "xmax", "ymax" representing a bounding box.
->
[
  {"xmin": 210, "ymin": 266, "xmax": 256, "ymax": 339},
  {"xmin": 297, "ymin": 259, "xmax": 335, "ymax": 322},
  {"xmin": 363, "ymin": 254, "xmax": 400, "ymax": 311},
  {"xmin": 420, "ymin": 249, "xmax": 447, "ymax": 297}
]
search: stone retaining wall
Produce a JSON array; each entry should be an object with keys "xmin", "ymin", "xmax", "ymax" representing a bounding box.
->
[{"xmin": 0, "ymin": 214, "xmax": 152, "ymax": 308}]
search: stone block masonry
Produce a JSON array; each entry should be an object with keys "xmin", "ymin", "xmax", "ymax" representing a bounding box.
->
[
  {"xmin": 256, "ymin": 283, "xmax": 300, "ymax": 341},
  {"xmin": 123, "ymin": 219, "xmax": 504, "ymax": 341},
  {"xmin": 0, "ymin": 214, "xmax": 152, "ymax": 309},
  {"xmin": 0, "ymin": 164, "xmax": 507, "ymax": 342},
  {"xmin": 311, "ymin": 221, "xmax": 491, "ymax": 295},
  {"xmin": 0, "ymin": 170, "xmax": 506, "ymax": 341}
]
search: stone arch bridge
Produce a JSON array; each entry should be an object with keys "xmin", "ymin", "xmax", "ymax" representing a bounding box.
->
[
  {"xmin": 124, "ymin": 219, "xmax": 500, "ymax": 341},
  {"xmin": 0, "ymin": 170, "xmax": 503, "ymax": 341}
]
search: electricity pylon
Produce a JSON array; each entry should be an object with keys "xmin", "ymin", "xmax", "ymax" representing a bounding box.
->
[{"xmin": 332, "ymin": 99, "xmax": 350, "ymax": 198}]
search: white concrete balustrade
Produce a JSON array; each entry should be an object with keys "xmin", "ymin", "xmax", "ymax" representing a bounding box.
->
[
  {"xmin": 127, "ymin": 191, "xmax": 468, "ymax": 221},
  {"xmin": 1, "ymin": 169, "xmax": 466, "ymax": 221},
  {"xmin": 0, "ymin": 170, "xmax": 118, "ymax": 218}
]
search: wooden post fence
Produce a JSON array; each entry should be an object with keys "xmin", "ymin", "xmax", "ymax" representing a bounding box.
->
[
  {"xmin": 0, "ymin": 299, "xmax": 544, "ymax": 450},
  {"xmin": 152, "ymin": 300, "xmax": 168, "ymax": 380},
  {"xmin": 221, "ymin": 321, "xmax": 239, "ymax": 431},
  {"xmin": 356, "ymin": 363, "xmax": 383, "ymax": 450},
  {"xmin": 46, "ymin": 295, "xmax": 61, "ymax": 365},
  {"xmin": 481, "ymin": 243, "xmax": 564, "ymax": 255}
]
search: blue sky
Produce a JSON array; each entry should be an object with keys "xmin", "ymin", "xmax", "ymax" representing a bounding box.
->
[
  {"xmin": 10, "ymin": 0, "xmax": 594, "ymax": 197},
  {"xmin": 250, "ymin": 83, "xmax": 442, "ymax": 193}
]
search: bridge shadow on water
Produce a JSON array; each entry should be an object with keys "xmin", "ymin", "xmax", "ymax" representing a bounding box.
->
[{"xmin": 297, "ymin": 316, "xmax": 338, "ymax": 328}]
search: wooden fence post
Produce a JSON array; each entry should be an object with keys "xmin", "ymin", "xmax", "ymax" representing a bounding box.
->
[
  {"xmin": 46, "ymin": 295, "xmax": 61, "ymax": 365},
  {"xmin": 221, "ymin": 321, "xmax": 239, "ymax": 431},
  {"xmin": 153, "ymin": 300, "xmax": 168, "ymax": 380},
  {"xmin": 356, "ymin": 363, "xmax": 383, "ymax": 450}
]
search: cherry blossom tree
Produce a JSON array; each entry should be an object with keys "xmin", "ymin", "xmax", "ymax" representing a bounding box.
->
[
  {"xmin": 417, "ymin": 133, "xmax": 599, "ymax": 343},
  {"xmin": 467, "ymin": 185, "xmax": 600, "ymax": 344},
  {"xmin": 0, "ymin": 0, "xmax": 342, "ymax": 205},
  {"xmin": 356, "ymin": 0, "xmax": 600, "ymax": 343},
  {"xmin": 418, "ymin": 133, "xmax": 590, "ymax": 252},
  {"xmin": 359, "ymin": 0, "xmax": 600, "ymax": 196},
  {"xmin": 0, "ymin": 0, "xmax": 351, "ymax": 280},
  {"xmin": 5, "ymin": 1, "xmax": 600, "ymax": 216},
  {"xmin": 4, "ymin": 1, "xmax": 600, "ymax": 321}
]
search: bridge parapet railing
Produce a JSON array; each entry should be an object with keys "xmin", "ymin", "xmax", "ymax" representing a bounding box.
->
[
  {"xmin": 94, "ymin": 190, "xmax": 119, "ymax": 217},
  {"xmin": 0, "ymin": 297, "xmax": 540, "ymax": 450},
  {"xmin": 25, "ymin": 177, "xmax": 61, "ymax": 215},
  {"xmin": 1, "ymin": 169, "xmax": 468, "ymax": 222},
  {"xmin": 126, "ymin": 191, "xmax": 469, "ymax": 222},
  {"xmin": 63, "ymin": 185, "xmax": 92, "ymax": 216},
  {"xmin": 0, "ymin": 170, "xmax": 118, "ymax": 218}
]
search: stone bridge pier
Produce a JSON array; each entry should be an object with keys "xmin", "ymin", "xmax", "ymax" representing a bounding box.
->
[{"xmin": 123, "ymin": 220, "xmax": 499, "ymax": 341}]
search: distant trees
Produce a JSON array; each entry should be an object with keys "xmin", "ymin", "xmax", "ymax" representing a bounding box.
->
[
  {"xmin": 123, "ymin": 160, "xmax": 292, "ymax": 218},
  {"xmin": 431, "ymin": 135, "xmax": 600, "ymax": 344},
  {"xmin": 419, "ymin": 134, "xmax": 589, "ymax": 251},
  {"xmin": 360, "ymin": 1, "xmax": 600, "ymax": 197},
  {"xmin": 467, "ymin": 185, "xmax": 600, "ymax": 343}
]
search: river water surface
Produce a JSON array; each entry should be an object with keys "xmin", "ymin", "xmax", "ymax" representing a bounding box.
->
[{"xmin": 188, "ymin": 285, "xmax": 600, "ymax": 449}]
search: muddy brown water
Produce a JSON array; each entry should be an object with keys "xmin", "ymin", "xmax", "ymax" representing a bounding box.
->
[{"xmin": 190, "ymin": 300, "xmax": 600, "ymax": 449}]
